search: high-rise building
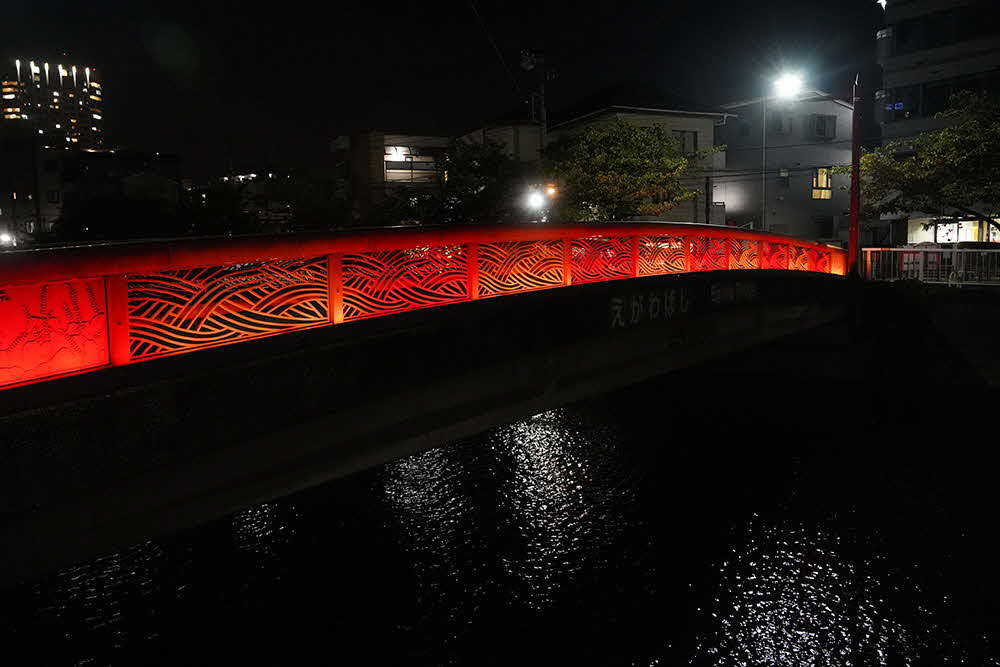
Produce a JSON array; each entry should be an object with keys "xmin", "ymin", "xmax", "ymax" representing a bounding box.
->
[
  {"xmin": 3, "ymin": 57, "xmax": 104, "ymax": 150},
  {"xmin": 875, "ymin": 0, "xmax": 1000, "ymax": 243},
  {"xmin": 876, "ymin": 0, "xmax": 1000, "ymax": 141}
]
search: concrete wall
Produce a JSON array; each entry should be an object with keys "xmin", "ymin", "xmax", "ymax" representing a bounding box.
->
[{"xmin": 716, "ymin": 98, "xmax": 853, "ymax": 241}]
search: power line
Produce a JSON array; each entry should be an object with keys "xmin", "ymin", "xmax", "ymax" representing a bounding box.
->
[{"xmin": 467, "ymin": 1, "xmax": 522, "ymax": 96}]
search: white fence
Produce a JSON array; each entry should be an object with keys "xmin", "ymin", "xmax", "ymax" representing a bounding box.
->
[{"xmin": 863, "ymin": 248, "xmax": 1000, "ymax": 285}]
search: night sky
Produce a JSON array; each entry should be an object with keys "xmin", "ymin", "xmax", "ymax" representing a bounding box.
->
[{"xmin": 9, "ymin": 0, "xmax": 883, "ymax": 178}]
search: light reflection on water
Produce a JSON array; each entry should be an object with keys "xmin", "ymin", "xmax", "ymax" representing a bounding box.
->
[
  {"xmin": 29, "ymin": 540, "xmax": 166, "ymax": 651},
  {"xmin": 492, "ymin": 410, "xmax": 640, "ymax": 609},
  {"xmin": 381, "ymin": 445, "xmax": 487, "ymax": 643},
  {"xmin": 231, "ymin": 502, "xmax": 297, "ymax": 574},
  {"xmin": 2, "ymin": 400, "xmax": 994, "ymax": 664},
  {"xmin": 690, "ymin": 518, "xmax": 931, "ymax": 666}
]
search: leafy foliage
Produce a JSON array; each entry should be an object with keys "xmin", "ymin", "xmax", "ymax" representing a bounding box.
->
[
  {"xmin": 545, "ymin": 119, "xmax": 718, "ymax": 221},
  {"xmin": 853, "ymin": 92, "xmax": 1000, "ymax": 230},
  {"xmin": 437, "ymin": 139, "xmax": 532, "ymax": 224},
  {"xmin": 369, "ymin": 139, "xmax": 532, "ymax": 226}
]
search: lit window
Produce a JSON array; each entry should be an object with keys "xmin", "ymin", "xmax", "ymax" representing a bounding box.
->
[
  {"xmin": 812, "ymin": 167, "xmax": 833, "ymax": 200},
  {"xmin": 2, "ymin": 94, "xmax": 14, "ymax": 99},
  {"xmin": 89, "ymin": 95, "xmax": 101, "ymax": 101},
  {"xmin": 52, "ymin": 91, "xmax": 59, "ymax": 96},
  {"xmin": 92, "ymin": 113, "xmax": 101, "ymax": 119}
]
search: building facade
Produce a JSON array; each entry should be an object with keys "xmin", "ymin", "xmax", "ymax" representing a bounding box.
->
[
  {"xmin": 333, "ymin": 131, "xmax": 449, "ymax": 222},
  {"xmin": 546, "ymin": 104, "xmax": 728, "ymax": 225},
  {"xmin": 461, "ymin": 120, "xmax": 543, "ymax": 163},
  {"xmin": 3, "ymin": 58, "xmax": 104, "ymax": 150},
  {"xmin": 715, "ymin": 92, "xmax": 854, "ymax": 241},
  {"xmin": 876, "ymin": 0, "xmax": 1000, "ymax": 243},
  {"xmin": 1, "ymin": 57, "xmax": 105, "ymax": 243}
]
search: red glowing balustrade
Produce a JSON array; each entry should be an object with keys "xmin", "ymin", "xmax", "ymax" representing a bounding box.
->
[{"xmin": 0, "ymin": 223, "xmax": 845, "ymax": 391}]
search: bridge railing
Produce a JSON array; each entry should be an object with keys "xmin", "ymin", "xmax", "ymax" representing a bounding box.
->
[
  {"xmin": 863, "ymin": 247, "xmax": 1000, "ymax": 285},
  {"xmin": 0, "ymin": 223, "xmax": 845, "ymax": 391}
]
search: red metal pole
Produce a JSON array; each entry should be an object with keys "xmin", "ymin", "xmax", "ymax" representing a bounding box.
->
[{"xmin": 848, "ymin": 75, "xmax": 862, "ymax": 277}]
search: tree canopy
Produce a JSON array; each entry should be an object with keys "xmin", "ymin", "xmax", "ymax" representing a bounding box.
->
[
  {"xmin": 855, "ymin": 91, "xmax": 1000, "ymax": 231},
  {"xmin": 370, "ymin": 139, "xmax": 533, "ymax": 226},
  {"xmin": 545, "ymin": 119, "xmax": 718, "ymax": 221}
]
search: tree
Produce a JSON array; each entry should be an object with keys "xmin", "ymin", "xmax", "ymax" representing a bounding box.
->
[
  {"xmin": 853, "ymin": 91, "xmax": 1000, "ymax": 234},
  {"xmin": 545, "ymin": 118, "xmax": 719, "ymax": 221},
  {"xmin": 436, "ymin": 139, "xmax": 529, "ymax": 224}
]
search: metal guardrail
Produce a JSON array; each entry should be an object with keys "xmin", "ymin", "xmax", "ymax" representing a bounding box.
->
[
  {"xmin": 863, "ymin": 248, "xmax": 1000, "ymax": 285},
  {"xmin": 0, "ymin": 223, "xmax": 845, "ymax": 391}
]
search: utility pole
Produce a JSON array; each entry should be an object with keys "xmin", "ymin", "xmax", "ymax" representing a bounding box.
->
[
  {"xmin": 705, "ymin": 176, "xmax": 711, "ymax": 225},
  {"xmin": 848, "ymin": 74, "xmax": 863, "ymax": 277},
  {"xmin": 761, "ymin": 92, "xmax": 767, "ymax": 232},
  {"xmin": 520, "ymin": 50, "xmax": 549, "ymax": 153}
]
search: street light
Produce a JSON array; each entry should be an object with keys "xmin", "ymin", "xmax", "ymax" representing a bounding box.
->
[
  {"xmin": 526, "ymin": 191, "xmax": 545, "ymax": 211},
  {"xmin": 761, "ymin": 72, "xmax": 804, "ymax": 232},
  {"xmin": 760, "ymin": 71, "xmax": 863, "ymax": 275},
  {"xmin": 774, "ymin": 73, "xmax": 804, "ymax": 99}
]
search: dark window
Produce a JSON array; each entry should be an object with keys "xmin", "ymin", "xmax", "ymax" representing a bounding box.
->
[
  {"xmin": 883, "ymin": 85, "xmax": 921, "ymax": 122},
  {"xmin": 768, "ymin": 111, "xmax": 792, "ymax": 135},
  {"xmin": 671, "ymin": 130, "xmax": 698, "ymax": 153},
  {"xmin": 46, "ymin": 190, "xmax": 60, "ymax": 203},
  {"xmin": 815, "ymin": 114, "xmax": 837, "ymax": 139},
  {"xmin": 738, "ymin": 122, "xmax": 751, "ymax": 138},
  {"xmin": 892, "ymin": 1, "xmax": 999, "ymax": 56},
  {"xmin": 43, "ymin": 159, "xmax": 58, "ymax": 173}
]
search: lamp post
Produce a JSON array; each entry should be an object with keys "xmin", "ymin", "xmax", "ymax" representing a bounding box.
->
[
  {"xmin": 762, "ymin": 73, "xmax": 804, "ymax": 232},
  {"xmin": 848, "ymin": 75, "xmax": 862, "ymax": 277}
]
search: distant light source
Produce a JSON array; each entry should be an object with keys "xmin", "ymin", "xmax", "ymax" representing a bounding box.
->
[
  {"xmin": 527, "ymin": 191, "xmax": 545, "ymax": 210},
  {"xmin": 774, "ymin": 73, "xmax": 804, "ymax": 99},
  {"xmin": 546, "ymin": 185, "xmax": 557, "ymax": 197},
  {"xmin": 877, "ymin": 0, "xmax": 886, "ymax": 7},
  {"xmin": 0, "ymin": 233, "xmax": 12, "ymax": 245}
]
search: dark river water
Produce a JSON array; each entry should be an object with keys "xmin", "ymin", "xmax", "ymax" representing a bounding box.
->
[{"xmin": 2, "ymin": 360, "xmax": 999, "ymax": 665}]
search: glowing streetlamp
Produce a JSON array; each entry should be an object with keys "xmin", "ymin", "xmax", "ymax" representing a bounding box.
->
[
  {"xmin": 761, "ymin": 72, "xmax": 805, "ymax": 231},
  {"xmin": 526, "ymin": 191, "xmax": 545, "ymax": 210},
  {"xmin": 774, "ymin": 73, "xmax": 804, "ymax": 99}
]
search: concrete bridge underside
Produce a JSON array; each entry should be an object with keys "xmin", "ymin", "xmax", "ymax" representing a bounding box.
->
[{"xmin": 0, "ymin": 270, "xmax": 849, "ymax": 585}]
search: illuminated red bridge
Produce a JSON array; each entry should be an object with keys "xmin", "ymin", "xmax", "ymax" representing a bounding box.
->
[{"xmin": 0, "ymin": 223, "xmax": 846, "ymax": 392}]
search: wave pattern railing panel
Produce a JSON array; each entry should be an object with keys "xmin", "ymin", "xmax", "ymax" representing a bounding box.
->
[
  {"xmin": 570, "ymin": 236, "xmax": 634, "ymax": 283},
  {"xmin": 689, "ymin": 237, "xmax": 729, "ymax": 272},
  {"xmin": 762, "ymin": 241, "xmax": 789, "ymax": 270},
  {"xmin": 478, "ymin": 240, "xmax": 564, "ymax": 297},
  {"xmin": 342, "ymin": 246, "xmax": 468, "ymax": 321},
  {"xmin": 128, "ymin": 257, "xmax": 329, "ymax": 360},
  {"xmin": 0, "ymin": 223, "xmax": 846, "ymax": 391},
  {"xmin": 729, "ymin": 239, "xmax": 761, "ymax": 270},
  {"xmin": 638, "ymin": 236, "xmax": 686, "ymax": 276}
]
